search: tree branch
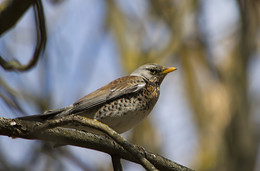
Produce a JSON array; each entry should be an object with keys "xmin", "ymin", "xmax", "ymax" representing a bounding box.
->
[
  {"xmin": 34, "ymin": 115, "xmax": 157, "ymax": 170},
  {"xmin": 0, "ymin": 117, "xmax": 193, "ymax": 171}
]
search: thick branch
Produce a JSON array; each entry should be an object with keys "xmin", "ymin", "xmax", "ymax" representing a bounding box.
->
[
  {"xmin": 0, "ymin": 117, "xmax": 192, "ymax": 171},
  {"xmin": 34, "ymin": 115, "xmax": 157, "ymax": 171}
]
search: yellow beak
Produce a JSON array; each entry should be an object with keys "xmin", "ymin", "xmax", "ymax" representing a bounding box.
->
[{"xmin": 162, "ymin": 67, "xmax": 177, "ymax": 74}]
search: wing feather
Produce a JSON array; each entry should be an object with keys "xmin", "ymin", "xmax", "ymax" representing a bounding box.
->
[{"xmin": 72, "ymin": 76, "xmax": 146, "ymax": 113}]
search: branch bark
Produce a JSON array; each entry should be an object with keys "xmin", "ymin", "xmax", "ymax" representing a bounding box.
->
[
  {"xmin": 0, "ymin": 116, "xmax": 193, "ymax": 171},
  {"xmin": 34, "ymin": 115, "xmax": 157, "ymax": 171}
]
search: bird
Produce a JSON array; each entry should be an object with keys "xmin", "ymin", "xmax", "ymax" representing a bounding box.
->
[{"xmin": 18, "ymin": 63, "xmax": 176, "ymax": 134}]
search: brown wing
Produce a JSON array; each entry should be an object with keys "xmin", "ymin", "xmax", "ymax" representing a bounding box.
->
[{"xmin": 72, "ymin": 76, "xmax": 146, "ymax": 113}]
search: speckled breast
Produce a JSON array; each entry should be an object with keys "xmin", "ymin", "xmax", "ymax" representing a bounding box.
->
[{"xmin": 94, "ymin": 83, "xmax": 160, "ymax": 133}]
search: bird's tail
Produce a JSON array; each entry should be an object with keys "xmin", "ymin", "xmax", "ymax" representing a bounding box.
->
[{"xmin": 17, "ymin": 106, "xmax": 72, "ymax": 122}]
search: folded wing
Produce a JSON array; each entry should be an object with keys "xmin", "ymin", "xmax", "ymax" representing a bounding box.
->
[{"xmin": 72, "ymin": 76, "xmax": 146, "ymax": 113}]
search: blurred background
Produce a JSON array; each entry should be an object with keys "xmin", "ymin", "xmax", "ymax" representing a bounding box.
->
[{"xmin": 0, "ymin": 0, "xmax": 260, "ymax": 170}]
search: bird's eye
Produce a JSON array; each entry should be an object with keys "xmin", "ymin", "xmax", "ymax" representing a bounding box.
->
[{"xmin": 150, "ymin": 69, "xmax": 158, "ymax": 75}]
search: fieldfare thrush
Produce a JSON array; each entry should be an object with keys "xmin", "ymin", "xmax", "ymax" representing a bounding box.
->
[{"xmin": 19, "ymin": 63, "xmax": 176, "ymax": 134}]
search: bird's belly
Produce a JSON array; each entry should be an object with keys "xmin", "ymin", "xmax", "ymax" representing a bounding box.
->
[{"xmin": 103, "ymin": 110, "xmax": 150, "ymax": 133}]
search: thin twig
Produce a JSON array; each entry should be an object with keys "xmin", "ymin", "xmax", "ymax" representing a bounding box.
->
[{"xmin": 111, "ymin": 155, "xmax": 123, "ymax": 171}]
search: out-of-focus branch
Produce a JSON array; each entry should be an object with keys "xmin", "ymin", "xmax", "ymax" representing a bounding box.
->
[
  {"xmin": 178, "ymin": 0, "xmax": 259, "ymax": 170},
  {"xmin": 106, "ymin": 0, "xmax": 141, "ymax": 72},
  {"xmin": 222, "ymin": 1, "xmax": 259, "ymax": 171},
  {"xmin": 57, "ymin": 148, "xmax": 93, "ymax": 171},
  {"xmin": 0, "ymin": 77, "xmax": 25, "ymax": 114},
  {"xmin": 148, "ymin": 0, "xmax": 184, "ymax": 62},
  {"xmin": 0, "ymin": 0, "xmax": 46, "ymax": 71},
  {"xmin": 0, "ymin": 0, "xmax": 36, "ymax": 35},
  {"xmin": 0, "ymin": 116, "xmax": 192, "ymax": 171}
]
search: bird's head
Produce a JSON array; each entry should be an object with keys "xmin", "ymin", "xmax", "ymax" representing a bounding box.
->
[{"xmin": 130, "ymin": 63, "xmax": 177, "ymax": 85}]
